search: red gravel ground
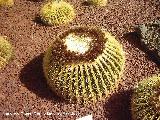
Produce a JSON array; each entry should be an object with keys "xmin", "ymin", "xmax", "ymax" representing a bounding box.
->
[{"xmin": 0, "ymin": 0, "xmax": 160, "ymax": 120}]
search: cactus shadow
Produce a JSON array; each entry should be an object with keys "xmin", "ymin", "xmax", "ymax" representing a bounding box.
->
[
  {"xmin": 104, "ymin": 90, "xmax": 133, "ymax": 120},
  {"xmin": 123, "ymin": 32, "xmax": 160, "ymax": 66},
  {"xmin": 33, "ymin": 15, "xmax": 58, "ymax": 27},
  {"xmin": 19, "ymin": 53, "xmax": 65, "ymax": 103},
  {"xmin": 33, "ymin": 16, "xmax": 47, "ymax": 26}
]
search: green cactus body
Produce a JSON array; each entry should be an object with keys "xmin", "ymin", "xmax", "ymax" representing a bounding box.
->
[
  {"xmin": 40, "ymin": 1, "xmax": 75, "ymax": 25},
  {"xmin": 135, "ymin": 20, "xmax": 160, "ymax": 57},
  {"xmin": 0, "ymin": 36, "xmax": 13, "ymax": 69},
  {"xmin": 43, "ymin": 27, "xmax": 125, "ymax": 104},
  {"xmin": 86, "ymin": 0, "xmax": 108, "ymax": 6},
  {"xmin": 131, "ymin": 75, "xmax": 160, "ymax": 120}
]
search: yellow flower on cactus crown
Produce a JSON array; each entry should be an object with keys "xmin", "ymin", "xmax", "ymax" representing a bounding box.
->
[
  {"xmin": 43, "ymin": 27, "xmax": 125, "ymax": 104},
  {"xmin": 0, "ymin": 0, "xmax": 14, "ymax": 7},
  {"xmin": 40, "ymin": 0, "xmax": 75, "ymax": 25}
]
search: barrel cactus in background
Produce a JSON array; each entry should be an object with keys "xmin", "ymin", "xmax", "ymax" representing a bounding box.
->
[
  {"xmin": 40, "ymin": 0, "xmax": 75, "ymax": 26},
  {"xmin": 0, "ymin": 36, "xmax": 13, "ymax": 69},
  {"xmin": 135, "ymin": 20, "xmax": 160, "ymax": 57},
  {"xmin": 43, "ymin": 27, "xmax": 125, "ymax": 104},
  {"xmin": 0, "ymin": 0, "xmax": 14, "ymax": 7},
  {"xmin": 86, "ymin": 0, "xmax": 108, "ymax": 6},
  {"xmin": 131, "ymin": 75, "xmax": 160, "ymax": 120}
]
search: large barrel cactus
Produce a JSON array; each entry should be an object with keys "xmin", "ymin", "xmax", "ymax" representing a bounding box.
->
[
  {"xmin": 0, "ymin": 36, "xmax": 13, "ymax": 69},
  {"xmin": 43, "ymin": 27, "xmax": 125, "ymax": 104},
  {"xmin": 40, "ymin": 0, "xmax": 75, "ymax": 26},
  {"xmin": 131, "ymin": 75, "xmax": 160, "ymax": 120}
]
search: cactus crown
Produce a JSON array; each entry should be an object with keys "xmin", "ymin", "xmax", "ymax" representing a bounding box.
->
[
  {"xmin": 53, "ymin": 27, "xmax": 106, "ymax": 63},
  {"xmin": 40, "ymin": 0, "xmax": 75, "ymax": 25},
  {"xmin": 131, "ymin": 75, "xmax": 160, "ymax": 120},
  {"xmin": 0, "ymin": 36, "xmax": 13, "ymax": 69},
  {"xmin": 43, "ymin": 27, "xmax": 125, "ymax": 104}
]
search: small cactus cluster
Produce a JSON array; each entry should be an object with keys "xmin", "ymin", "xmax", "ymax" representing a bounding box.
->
[
  {"xmin": 0, "ymin": 36, "xmax": 13, "ymax": 69},
  {"xmin": 135, "ymin": 20, "xmax": 160, "ymax": 57},
  {"xmin": 0, "ymin": 0, "xmax": 14, "ymax": 7},
  {"xmin": 43, "ymin": 27, "xmax": 125, "ymax": 104},
  {"xmin": 131, "ymin": 75, "xmax": 160, "ymax": 120},
  {"xmin": 86, "ymin": 0, "xmax": 108, "ymax": 6},
  {"xmin": 40, "ymin": 0, "xmax": 75, "ymax": 26}
]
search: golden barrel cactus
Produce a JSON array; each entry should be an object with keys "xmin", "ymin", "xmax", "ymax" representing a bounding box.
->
[
  {"xmin": 0, "ymin": 36, "xmax": 13, "ymax": 69},
  {"xmin": 40, "ymin": 0, "xmax": 75, "ymax": 26},
  {"xmin": 86, "ymin": 0, "xmax": 108, "ymax": 6},
  {"xmin": 131, "ymin": 75, "xmax": 160, "ymax": 120},
  {"xmin": 43, "ymin": 27, "xmax": 125, "ymax": 104},
  {"xmin": 0, "ymin": 0, "xmax": 14, "ymax": 7}
]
